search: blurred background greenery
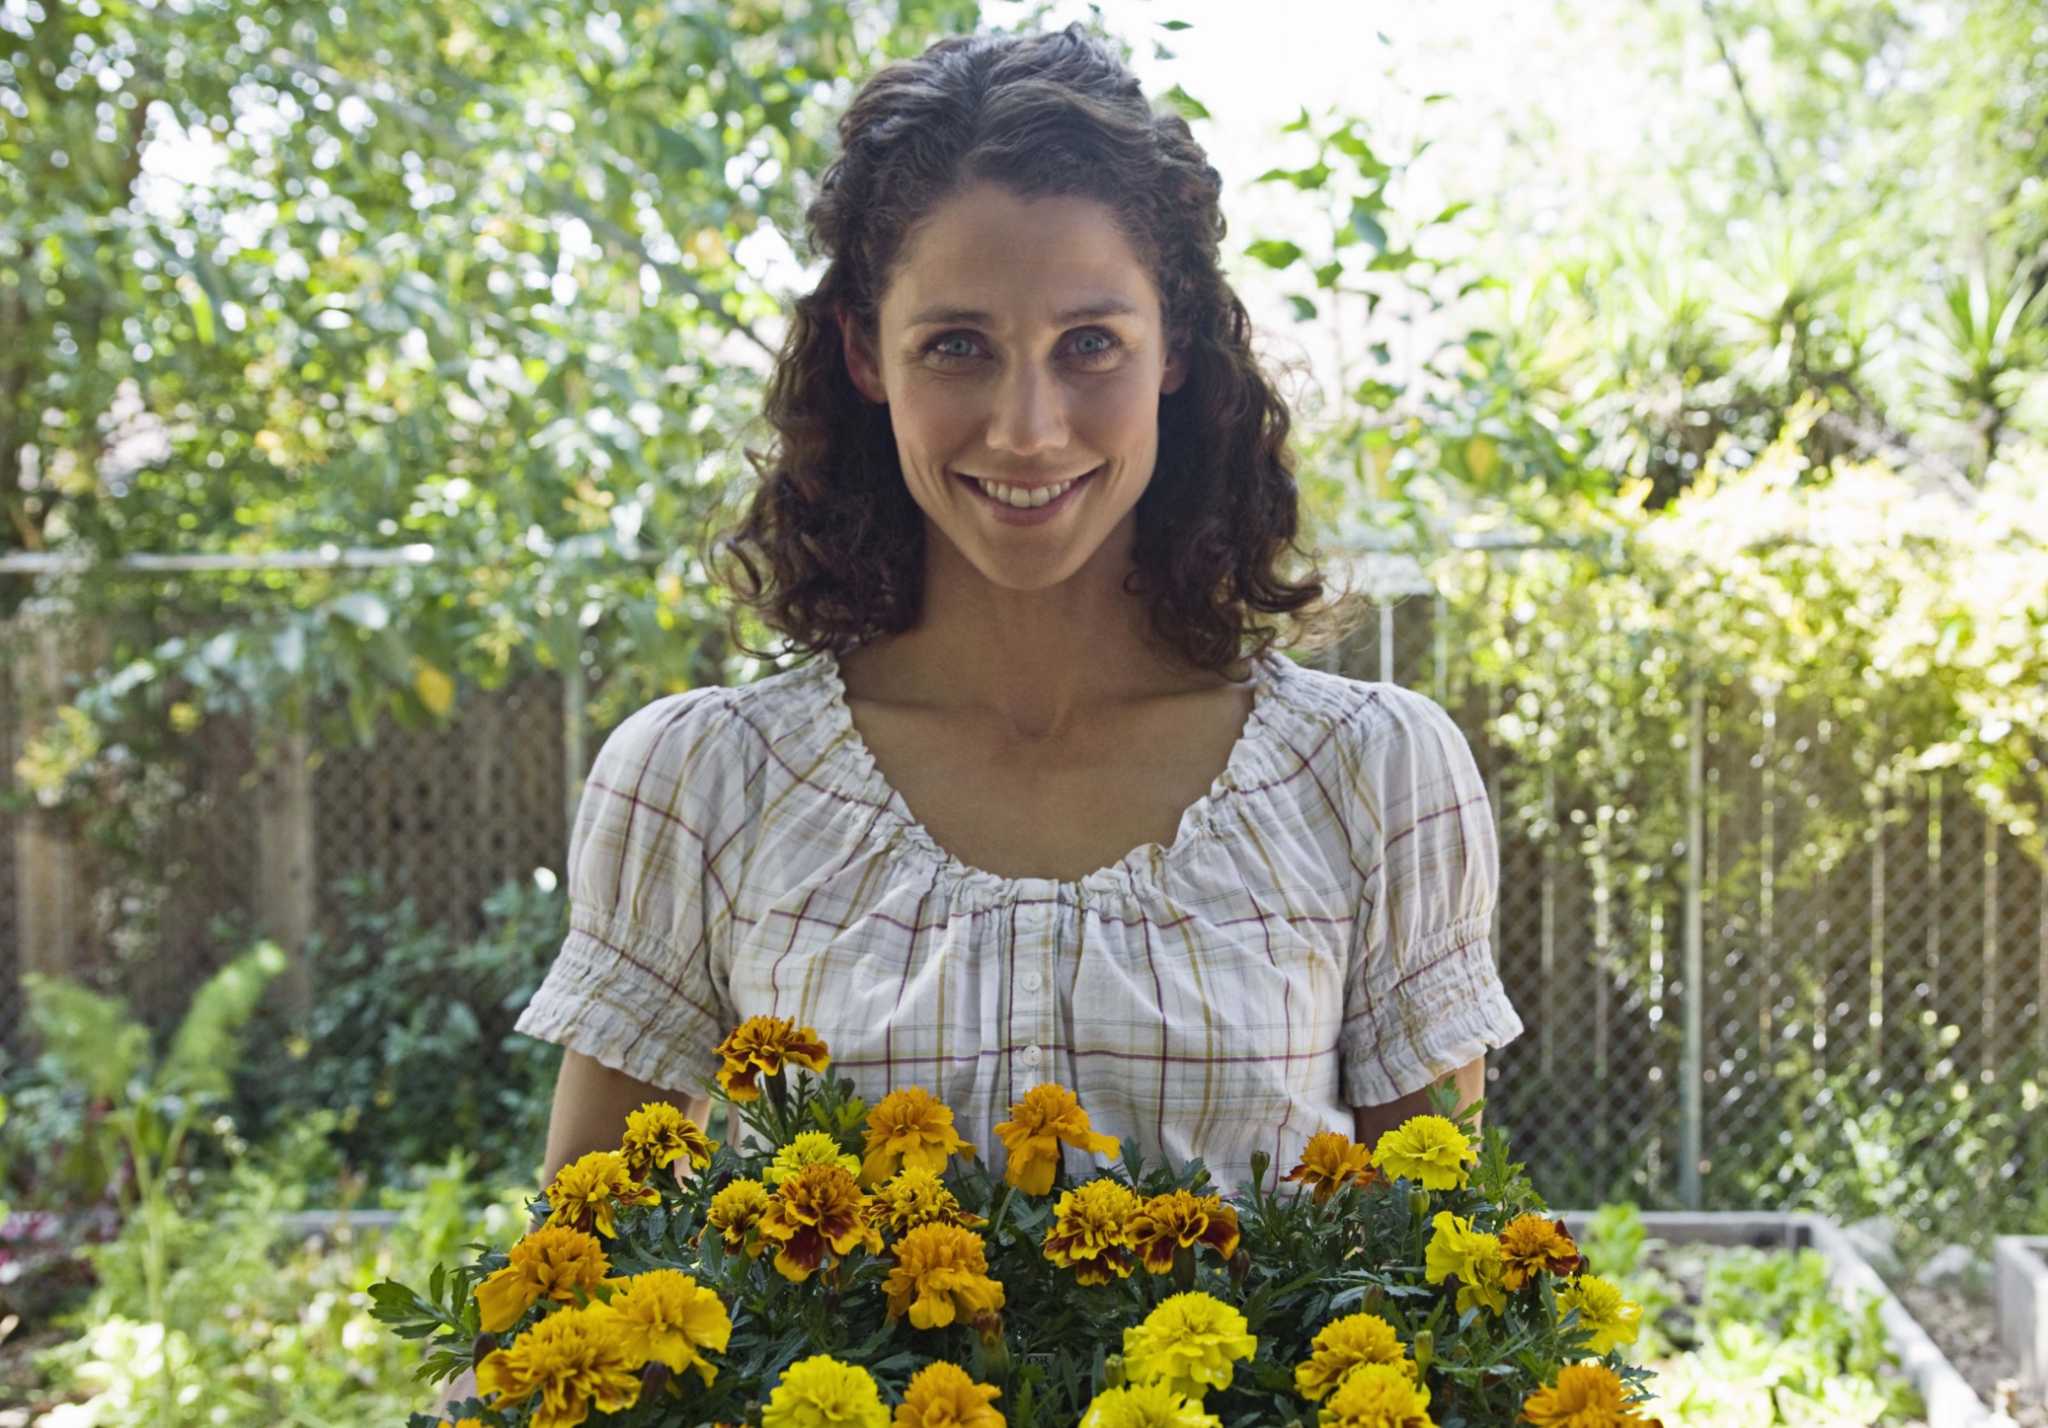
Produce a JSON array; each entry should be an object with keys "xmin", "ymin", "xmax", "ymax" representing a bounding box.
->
[{"xmin": 3, "ymin": 0, "xmax": 2046, "ymax": 1421}]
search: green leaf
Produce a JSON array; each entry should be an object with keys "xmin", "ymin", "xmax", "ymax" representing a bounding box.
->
[
  {"xmin": 1159, "ymin": 18, "xmax": 1193, "ymax": 29},
  {"xmin": 1314, "ymin": 260, "xmax": 1344, "ymax": 290},
  {"xmin": 1287, "ymin": 295, "xmax": 1317, "ymax": 322},
  {"xmin": 1162, "ymin": 83, "xmax": 1209, "ymax": 120},
  {"xmin": 160, "ymin": 942, "xmax": 290, "ymax": 1100},
  {"xmin": 23, "ymin": 975, "xmax": 151, "ymax": 1102},
  {"xmin": 1245, "ymin": 239, "xmax": 1303, "ymax": 270},
  {"xmin": 1349, "ymin": 200, "xmax": 1389, "ymax": 253}
]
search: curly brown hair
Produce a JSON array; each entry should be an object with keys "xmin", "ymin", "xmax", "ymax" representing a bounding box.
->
[{"xmin": 707, "ymin": 22, "xmax": 1352, "ymax": 676}]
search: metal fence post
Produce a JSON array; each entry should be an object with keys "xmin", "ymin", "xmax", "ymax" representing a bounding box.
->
[{"xmin": 1682, "ymin": 678, "xmax": 1706, "ymax": 1210}]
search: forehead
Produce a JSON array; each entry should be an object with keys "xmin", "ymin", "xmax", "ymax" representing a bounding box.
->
[{"xmin": 884, "ymin": 183, "xmax": 1159, "ymax": 327}]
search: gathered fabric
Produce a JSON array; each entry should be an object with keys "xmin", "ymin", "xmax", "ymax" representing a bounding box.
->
[{"xmin": 515, "ymin": 646, "xmax": 1523, "ymax": 1197}]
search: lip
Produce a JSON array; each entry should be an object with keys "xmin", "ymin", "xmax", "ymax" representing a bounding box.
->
[{"xmin": 954, "ymin": 465, "xmax": 1101, "ymax": 526}]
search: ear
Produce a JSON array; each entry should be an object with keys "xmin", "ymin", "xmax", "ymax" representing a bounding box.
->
[
  {"xmin": 838, "ymin": 308, "xmax": 887, "ymax": 405},
  {"xmin": 1161, "ymin": 338, "xmax": 1190, "ymax": 397}
]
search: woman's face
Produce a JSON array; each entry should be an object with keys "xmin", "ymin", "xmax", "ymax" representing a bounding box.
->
[{"xmin": 840, "ymin": 182, "xmax": 1187, "ymax": 590}]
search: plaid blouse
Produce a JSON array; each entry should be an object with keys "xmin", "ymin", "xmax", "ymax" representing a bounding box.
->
[{"xmin": 514, "ymin": 647, "xmax": 1523, "ymax": 1198}]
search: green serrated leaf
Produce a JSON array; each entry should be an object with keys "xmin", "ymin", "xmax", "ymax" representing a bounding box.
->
[
  {"xmin": 1245, "ymin": 239, "xmax": 1303, "ymax": 270},
  {"xmin": 1162, "ymin": 83, "xmax": 1209, "ymax": 120}
]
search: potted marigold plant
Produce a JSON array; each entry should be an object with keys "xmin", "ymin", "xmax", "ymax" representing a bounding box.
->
[{"xmin": 374, "ymin": 1016, "xmax": 1660, "ymax": 1427}]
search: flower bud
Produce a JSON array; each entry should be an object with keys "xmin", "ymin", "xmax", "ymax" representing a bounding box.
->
[
  {"xmin": 1172, "ymin": 1244, "xmax": 1197, "ymax": 1291},
  {"xmin": 642, "ymin": 1361, "xmax": 673, "ymax": 1397},
  {"xmin": 471, "ymin": 1332, "xmax": 499, "ymax": 1363},
  {"xmin": 1102, "ymin": 1354, "xmax": 1126, "ymax": 1391},
  {"xmin": 1248, "ymin": 1150, "xmax": 1271, "ymax": 1193},
  {"xmin": 1412, "ymin": 1329, "xmax": 1434, "ymax": 1379},
  {"xmin": 1228, "ymin": 1248, "xmax": 1251, "ymax": 1287}
]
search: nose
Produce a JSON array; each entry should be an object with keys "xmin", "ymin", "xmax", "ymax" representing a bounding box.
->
[{"xmin": 983, "ymin": 359, "xmax": 1069, "ymax": 458}]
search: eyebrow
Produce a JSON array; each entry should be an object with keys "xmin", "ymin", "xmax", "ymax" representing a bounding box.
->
[{"xmin": 905, "ymin": 298, "xmax": 1142, "ymax": 327}]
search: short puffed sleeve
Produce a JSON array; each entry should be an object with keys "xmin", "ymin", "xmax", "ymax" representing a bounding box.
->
[
  {"xmin": 1337, "ymin": 684, "xmax": 1524, "ymax": 1108},
  {"xmin": 514, "ymin": 686, "xmax": 747, "ymax": 1094}
]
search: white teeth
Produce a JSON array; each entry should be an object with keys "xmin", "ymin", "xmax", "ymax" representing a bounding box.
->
[{"xmin": 970, "ymin": 474, "xmax": 1084, "ymax": 508}]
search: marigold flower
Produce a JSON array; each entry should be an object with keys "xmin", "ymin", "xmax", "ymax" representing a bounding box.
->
[
  {"xmin": 761, "ymin": 1354, "xmax": 890, "ymax": 1428},
  {"xmin": 1498, "ymin": 1215, "xmax": 1583, "ymax": 1292},
  {"xmin": 1423, "ymin": 1210, "xmax": 1507, "ymax": 1316},
  {"xmin": 1121, "ymin": 1291, "xmax": 1257, "ymax": 1400},
  {"xmin": 620, "ymin": 1102, "xmax": 716, "ymax": 1181},
  {"xmin": 766, "ymin": 1130, "xmax": 864, "ymax": 1187},
  {"xmin": 1556, "ymin": 1274, "xmax": 1643, "ymax": 1355},
  {"xmin": 1294, "ymin": 1312, "xmax": 1414, "ymax": 1401},
  {"xmin": 1316, "ymin": 1361, "xmax": 1435, "ymax": 1428},
  {"xmin": 475, "ymin": 1303, "xmax": 641, "ymax": 1428},
  {"xmin": 1282, "ymin": 1130, "xmax": 1379, "ymax": 1204},
  {"xmin": 1520, "ymin": 1362, "xmax": 1662, "ymax": 1426},
  {"xmin": 1041, "ymin": 1178, "xmax": 1142, "ymax": 1284},
  {"xmin": 1126, "ymin": 1190, "xmax": 1241, "ymax": 1275},
  {"xmin": 704, "ymin": 1177, "xmax": 773, "ymax": 1254},
  {"xmin": 715, "ymin": 1015, "xmax": 831, "ymax": 1102},
  {"xmin": 868, "ymin": 1166, "xmax": 987, "ymax": 1236},
  {"xmin": 1370, "ymin": 1115, "xmax": 1477, "ymax": 1191},
  {"xmin": 881, "ymin": 1222, "xmax": 1007, "ymax": 1330},
  {"xmin": 992, "ymin": 1083, "xmax": 1121, "ymax": 1195},
  {"xmin": 862, "ymin": 1086, "xmax": 977, "ymax": 1185},
  {"xmin": 756, "ymin": 1163, "xmax": 881, "ymax": 1282},
  {"xmin": 1076, "ymin": 1383, "xmax": 1222, "ymax": 1428},
  {"xmin": 474, "ymin": 1224, "xmax": 611, "ymax": 1334},
  {"xmin": 604, "ymin": 1268, "xmax": 731, "ymax": 1387},
  {"xmin": 543, "ymin": 1150, "xmax": 661, "ymax": 1239},
  {"xmin": 894, "ymin": 1360, "xmax": 1004, "ymax": 1428}
]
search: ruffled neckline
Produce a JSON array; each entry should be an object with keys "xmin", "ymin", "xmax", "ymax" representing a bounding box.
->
[{"xmin": 805, "ymin": 648, "xmax": 1287, "ymax": 908}]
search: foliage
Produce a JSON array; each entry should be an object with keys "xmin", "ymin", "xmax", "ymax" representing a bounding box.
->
[
  {"xmin": 25, "ymin": 1124, "xmax": 530, "ymax": 1427},
  {"xmin": 231, "ymin": 870, "xmax": 568, "ymax": 1197},
  {"xmin": 378, "ymin": 1026, "xmax": 1659, "ymax": 1427},
  {"xmin": 1584, "ymin": 1205, "xmax": 1922, "ymax": 1425}
]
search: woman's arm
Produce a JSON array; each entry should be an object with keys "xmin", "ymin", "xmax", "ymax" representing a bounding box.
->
[{"xmin": 1350, "ymin": 1052, "xmax": 1486, "ymax": 1149}]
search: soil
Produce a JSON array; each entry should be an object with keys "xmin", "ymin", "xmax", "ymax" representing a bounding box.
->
[{"xmin": 1889, "ymin": 1275, "xmax": 2048, "ymax": 1428}]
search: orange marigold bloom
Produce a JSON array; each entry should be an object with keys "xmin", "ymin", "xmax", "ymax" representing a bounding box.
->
[
  {"xmin": 1041, "ymin": 1178, "xmax": 1142, "ymax": 1285},
  {"xmin": 714, "ymin": 1016, "xmax": 831, "ymax": 1102},
  {"xmin": 755, "ymin": 1163, "xmax": 881, "ymax": 1282},
  {"xmin": 704, "ymin": 1177, "xmax": 772, "ymax": 1254},
  {"xmin": 1126, "ymin": 1190, "xmax": 1241, "ymax": 1275},
  {"xmin": 894, "ymin": 1360, "xmax": 1004, "ymax": 1428},
  {"xmin": 1498, "ymin": 1215, "xmax": 1583, "ymax": 1292},
  {"xmin": 1520, "ymin": 1363, "xmax": 1663, "ymax": 1426},
  {"xmin": 543, "ymin": 1150, "xmax": 661, "ymax": 1239},
  {"xmin": 862, "ymin": 1086, "xmax": 977, "ymax": 1185},
  {"xmin": 620, "ymin": 1102, "xmax": 716, "ymax": 1182},
  {"xmin": 882, "ymin": 1223, "xmax": 1008, "ymax": 1330},
  {"xmin": 992, "ymin": 1084, "xmax": 1121, "ymax": 1196},
  {"xmin": 474, "ymin": 1224, "xmax": 611, "ymax": 1333},
  {"xmin": 867, "ymin": 1166, "xmax": 987, "ymax": 1236},
  {"xmin": 1281, "ymin": 1130, "xmax": 1378, "ymax": 1205}
]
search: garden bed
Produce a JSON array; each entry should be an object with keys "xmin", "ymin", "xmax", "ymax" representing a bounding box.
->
[{"xmin": 1556, "ymin": 1209, "xmax": 1995, "ymax": 1427}]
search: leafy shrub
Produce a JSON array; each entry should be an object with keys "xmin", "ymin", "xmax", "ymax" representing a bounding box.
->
[{"xmin": 231, "ymin": 871, "xmax": 567, "ymax": 1198}]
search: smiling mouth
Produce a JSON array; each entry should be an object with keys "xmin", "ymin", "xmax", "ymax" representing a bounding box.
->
[{"xmin": 953, "ymin": 465, "xmax": 1102, "ymax": 509}]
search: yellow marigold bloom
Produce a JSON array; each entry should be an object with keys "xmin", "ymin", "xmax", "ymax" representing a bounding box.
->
[
  {"xmin": 1121, "ymin": 1291, "xmax": 1258, "ymax": 1400},
  {"xmin": 1293, "ymin": 1312, "xmax": 1413, "ymax": 1401},
  {"xmin": 756, "ymin": 1163, "xmax": 881, "ymax": 1282},
  {"xmin": 543, "ymin": 1150, "xmax": 661, "ymax": 1239},
  {"xmin": 767, "ymin": 1130, "xmax": 864, "ymax": 1188},
  {"xmin": 1126, "ymin": 1190, "xmax": 1241, "ymax": 1275},
  {"xmin": 705, "ymin": 1177, "xmax": 773, "ymax": 1254},
  {"xmin": 862, "ymin": 1086, "xmax": 977, "ymax": 1185},
  {"xmin": 1520, "ymin": 1363, "xmax": 1662, "ymax": 1426},
  {"xmin": 605, "ymin": 1268, "xmax": 731, "ymax": 1387},
  {"xmin": 475, "ymin": 1304, "xmax": 641, "ymax": 1428},
  {"xmin": 1316, "ymin": 1362, "xmax": 1435, "ymax": 1428},
  {"xmin": 1556, "ymin": 1274, "xmax": 1643, "ymax": 1356},
  {"xmin": 1423, "ymin": 1211, "xmax": 1507, "ymax": 1316},
  {"xmin": 1041, "ymin": 1178, "xmax": 1142, "ymax": 1284},
  {"xmin": 620, "ymin": 1101, "xmax": 716, "ymax": 1181},
  {"xmin": 1498, "ymin": 1215, "xmax": 1583, "ymax": 1292},
  {"xmin": 882, "ymin": 1222, "xmax": 1007, "ymax": 1330},
  {"xmin": 439, "ymin": 1421, "xmax": 484, "ymax": 1427},
  {"xmin": 894, "ymin": 1360, "xmax": 1004, "ymax": 1428},
  {"xmin": 1282, "ymin": 1130, "xmax": 1378, "ymax": 1204},
  {"xmin": 1370, "ymin": 1115, "xmax": 1477, "ymax": 1191},
  {"xmin": 474, "ymin": 1224, "xmax": 611, "ymax": 1334},
  {"xmin": 715, "ymin": 1015, "xmax": 832, "ymax": 1102},
  {"xmin": 762, "ymin": 1354, "xmax": 890, "ymax": 1428},
  {"xmin": 992, "ymin": 1083, "xmax": 1121, "ymax": 1195},
  {"xmin": 1077, "ymin": 1383, "xmax": 1222, "ymax": 1428},
  {"xmin": 868, "ymin": 1166, "xmax": 987, "ymax": 1236}
]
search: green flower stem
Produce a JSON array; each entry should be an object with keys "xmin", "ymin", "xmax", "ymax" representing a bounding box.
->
[{"xmin": 986, "ymin": 1181, "xmax": 1018, "ymax": 1248}]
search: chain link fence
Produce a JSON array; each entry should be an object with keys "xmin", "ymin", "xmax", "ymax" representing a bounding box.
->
[{"xmin": 4, "ymin": 555, "xmax": 2044, "ymax": 1226}]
